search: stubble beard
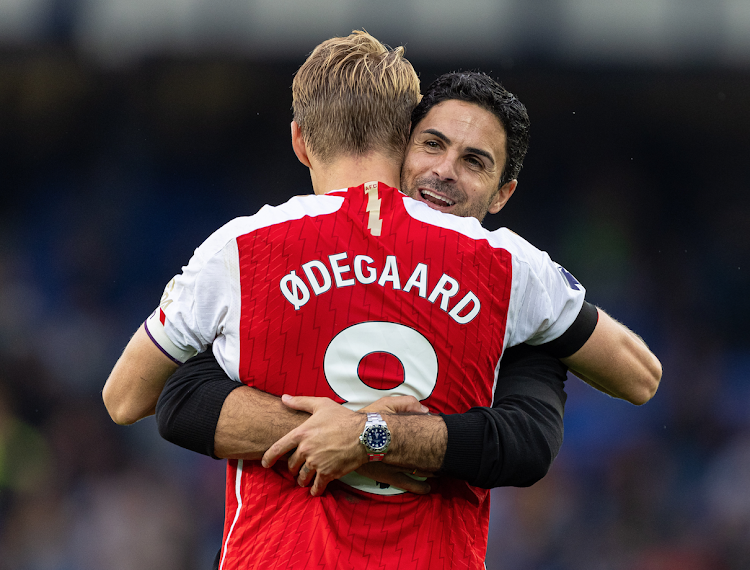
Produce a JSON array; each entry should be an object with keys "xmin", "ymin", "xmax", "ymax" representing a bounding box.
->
[{"xmin": 402, "ymin": 175, "xmax": 490, "ymax": 223}]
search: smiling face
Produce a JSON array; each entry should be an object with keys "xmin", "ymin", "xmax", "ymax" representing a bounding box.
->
[{"xmin": 401, "ymin": 99, "xmax": 517, "ymax": 223}]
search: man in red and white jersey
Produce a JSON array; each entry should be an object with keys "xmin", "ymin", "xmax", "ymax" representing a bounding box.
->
[{"xmin": 103, "ymin": 32, "xmax": 661, "ymax": 570}]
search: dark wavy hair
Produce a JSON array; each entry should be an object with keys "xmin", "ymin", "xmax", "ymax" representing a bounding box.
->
[{"xmin": 411, "ymin": 71, "xmax": 530, "ymax": 187}]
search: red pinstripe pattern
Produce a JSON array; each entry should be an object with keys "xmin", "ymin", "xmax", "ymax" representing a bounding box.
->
[
  {"xmin": 221, "ymin": 462, "xmax": 489, "ymax": 570},
  {"xmin": 222, "ymin": 183, "xmax": 510, "ymax": 569}
]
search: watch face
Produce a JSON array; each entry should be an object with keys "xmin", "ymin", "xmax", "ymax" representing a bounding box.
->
[{"xmin": 364, "ymin": 426, "xmax": 391, "ymax": 452}]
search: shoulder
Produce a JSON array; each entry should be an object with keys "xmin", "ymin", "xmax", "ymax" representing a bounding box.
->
[
  {"xmin": 401, "ymin": 197, "xmax": 549, "ymax": 260},
  {"xmin": 401, "ymin": 196, "xmax": 496, "ymax": 243},
  {"xmin": 488, "ymin": 228, "xmax": 553, "ymax": 268},
  {"xmin": 198, "ymin": 194, "xmax": 346, "ymax": 256}
]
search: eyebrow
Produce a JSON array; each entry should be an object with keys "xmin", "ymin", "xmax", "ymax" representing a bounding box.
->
[{"xmin": 420, "ymin": 128, "xmax": 495, "ymax": 166}]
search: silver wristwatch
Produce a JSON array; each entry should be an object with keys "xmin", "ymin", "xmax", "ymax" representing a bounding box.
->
[{"xmin": 359, "ymin": 412, "xmax": 391, "ymax": 461}]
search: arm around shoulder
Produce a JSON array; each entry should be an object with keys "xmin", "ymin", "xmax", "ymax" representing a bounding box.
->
[{"xmin": 562, "ymin": 308, "xmax": 662, "ymax": 405}]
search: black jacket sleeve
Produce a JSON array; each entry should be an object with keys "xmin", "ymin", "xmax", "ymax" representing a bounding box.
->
[
  {"xmin": 155, "ymin": 349, "xmax": 241, "ymax": 458},
  {"xmin": 438, "ymin": 344, "xmax": 567, "ymax": 489}
]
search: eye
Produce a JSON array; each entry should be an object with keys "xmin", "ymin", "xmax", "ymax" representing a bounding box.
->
[
  {"xmin": 465, "ymin": 156, "xmax": 483, "ymax": 169},
  {"xmin": 425, "ymin": 140, "xmax": 441, "ymax": 149}
]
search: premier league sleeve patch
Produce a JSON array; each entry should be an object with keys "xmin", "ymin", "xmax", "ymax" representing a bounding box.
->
[{"xmin": 557, "ymin": 265, "xmax": 582, "ymax": 290}]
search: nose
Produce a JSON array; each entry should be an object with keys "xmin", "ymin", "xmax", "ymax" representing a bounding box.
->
[{"xmin": 432, "ymin": 152, "xmax": 458, "ymax": 182}]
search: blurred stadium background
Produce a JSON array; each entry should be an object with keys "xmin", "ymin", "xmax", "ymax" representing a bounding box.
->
[{"xmin": 1, "ymin": 1, "xmax": 749, "ymax": 569}]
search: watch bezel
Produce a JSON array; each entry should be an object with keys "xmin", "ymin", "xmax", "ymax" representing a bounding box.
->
[{"xmin": 361, "ymin": 425, "xmax": 391, "ymax": 453}]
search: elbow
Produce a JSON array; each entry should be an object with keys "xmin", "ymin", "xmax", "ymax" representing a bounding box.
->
[
  {"xmin": 513, "ymin": 459, "xmax": 553, "ymax": 488},
  {"xmin": 496, "ymin": 434, "xmax": 560, "ymax": 488},
  {"xmin": 507, "ymin": 445, "xmax": 556, "ymax": 488},
  {"xmin": 102, "ymin": 388, "xmax": 143, "ymax": 426},
  {"xmin": 628, "ymin": 357, "xmax": 663, "ymax": 406}
]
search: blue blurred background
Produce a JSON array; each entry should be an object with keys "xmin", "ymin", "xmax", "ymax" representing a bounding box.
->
[{"xmin": 1, "ymin": 2, "xmax": 749, "ymax": 569}]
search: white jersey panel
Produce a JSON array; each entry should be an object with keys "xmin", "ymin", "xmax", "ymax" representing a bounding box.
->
[
  {"xmin": 498, "ymin": 228, "xmax": 585, "ymax": 348},
  {"xmin": 402, "ymin": 196, "xmax": 585, "ymax": 348},
  {"xmin": 147, "ymin": 193, "xmax": 345, "ymax": 371}
]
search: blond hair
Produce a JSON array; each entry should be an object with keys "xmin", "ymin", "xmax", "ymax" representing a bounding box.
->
[{"xmin": 292, "ymin": 30, "xmax": 420, "ymax": 163}]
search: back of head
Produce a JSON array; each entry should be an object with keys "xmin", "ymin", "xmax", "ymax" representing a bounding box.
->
[
  {"xmin": 293, "ymin": 30, "xmax": 420, "ymax": 164},
  {"xmin": 411, "ymin": 72, "xmax": 530, "ymax": 187}
]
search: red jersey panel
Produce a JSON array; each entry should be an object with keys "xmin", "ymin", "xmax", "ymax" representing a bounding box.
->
[
  {"xmin": 221, "ymin": 182, "xmax": 511, "ymax": 569},
  {"xmin": 150, "ymin": 181, "xmax": 586, "ymax": 569},
  {"xmin": 219, "ymin": 461, "xmax": 489, "ymax": 570},
  {"xmin": 236, "ymin": 182, "xmax": 510, "ymax": 415}
]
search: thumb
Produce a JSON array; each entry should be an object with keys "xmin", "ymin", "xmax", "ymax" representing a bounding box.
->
[
  {"xmin": 387, "ymin": 396, "xmax": 429, "ymax": 414},
  {"xmin": 280, "ymin": 394, "xmax": 317, "ymax": 413},
  {"xmin": 390, "ymin": 474, "xmax": 431, "ymax": 495}
]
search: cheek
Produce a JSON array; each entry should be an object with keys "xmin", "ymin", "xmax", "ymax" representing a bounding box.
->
[
  {"xmin": 403, "ymin": 147, "xmax": 438, "ymax": 173},
  {"xmin": 401, "ymin": 155, "xmax": 420, "ymax": 175},
  {"xmin": 466, "ymin": 184, "xmax": 494, "ymax": 207},
  {"xmin": 401, "ymin": 158, "xmax": 424, "ymax": 186}
]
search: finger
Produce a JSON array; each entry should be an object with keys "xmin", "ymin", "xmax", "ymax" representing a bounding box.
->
[
  {"xmin": 411, "ymin": 470, "xmax": 434, "ymax": 478},
  {"xmin": 359, "ymin": 396, "xmax": 395, "ymax": 414},
  {"xmin": 310, "ymin": 472, "xmax": 334, "ymax": 497},
  {"xmin": 388, "ymin": 474, "xmax": 431, "ymax": 495},
  {"xmin": 297, "ymin": 463, "xmax": 316, "ymax": 487},
  {"xmin": 375, "ymin": 395, "xmax": 428, "ymax": 414},
  {"xmin": 280, "ymin": 394, "xmax": 330, "ymax": 413},
  {"xmin": 286, "ymin": 449, "xmax": 306, "ymax": 476},
  {"xmin": 262, "ymin": 432, "xmax": 300, "ymax": 468},
  {"xmin": 355, "ymin": 464, "xmax": 432, "ymax": 494},
  {"xmin": 360, "ymin": 395, "xmax": 429, "ymax": 415},
  {"xmin": 387, "ymin": 396, "xmax": 429, "ymax": 414}
]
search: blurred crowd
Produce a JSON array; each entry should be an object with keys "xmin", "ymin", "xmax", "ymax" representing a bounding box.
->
[{"xmin": 1, "ymin": 48, "xmax": 749, "ymax": 569}]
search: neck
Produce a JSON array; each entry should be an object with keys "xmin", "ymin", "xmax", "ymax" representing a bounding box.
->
[{"xmin": 309, "ymin": 152, "xmax": 401, "ymax": 195}]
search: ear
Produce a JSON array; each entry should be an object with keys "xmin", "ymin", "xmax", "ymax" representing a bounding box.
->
[
  {"xmin": 291, "ymin": 121, "xmax": 311, "ymax": 168},
  {"xmin": 488, "ymin": 179, "xmax": 517, "ymax": 215}
]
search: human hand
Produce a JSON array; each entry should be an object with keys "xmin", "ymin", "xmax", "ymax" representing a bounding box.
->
[
  {"xmin": 261, "ymin": 395, "xmax": 367, "ymax": 496},
  {"xmin": 355, "ymin": 463, "xmax": 434, "ymax": 495},
  {"xmin": 359, "ymin": 395, "xmax": 429, "ymax": 415}
]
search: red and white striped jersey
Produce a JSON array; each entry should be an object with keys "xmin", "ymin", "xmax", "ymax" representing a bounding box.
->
[{"xmin": 145, "ymin": 181, "xmax": 586, "ymax": 569}]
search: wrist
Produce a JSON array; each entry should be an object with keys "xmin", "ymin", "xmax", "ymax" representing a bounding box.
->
[
  {"xmin": 377, "ymin": 413, "xmax": 446, "ymax": 472},
  {"xmin": 359, "ymin": 412, "xmax": 391, "ymax": 461}
]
